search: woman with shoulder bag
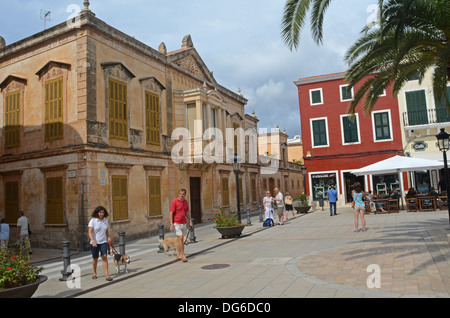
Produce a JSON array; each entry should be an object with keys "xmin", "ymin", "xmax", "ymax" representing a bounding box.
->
[{"xmin": 352, "ymin": 182, "xmax": 370, "ymax": 232}]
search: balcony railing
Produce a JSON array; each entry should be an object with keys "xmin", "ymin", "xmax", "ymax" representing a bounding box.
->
[{"xmin": 402, "ymin": 108, "xmax": 450, "ymax": 127}]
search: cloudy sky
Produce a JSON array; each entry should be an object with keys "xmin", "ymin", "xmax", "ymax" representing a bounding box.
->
[{"xmin": 1, "ymin": 0, "xmax": 377, "ymax": 138}]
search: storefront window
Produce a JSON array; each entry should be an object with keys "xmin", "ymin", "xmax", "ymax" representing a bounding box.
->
[
  {"xmin": 372, "ymin": 174, "xmax": 400, "ymax": 196},
  {"xmin": 311, "ymin": 173, "xmax": 337, "ymax": 200}
]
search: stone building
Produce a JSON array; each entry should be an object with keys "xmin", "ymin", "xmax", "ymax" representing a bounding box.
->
[{"xmin": 0, "ymin": 3, "xmax": 302, "ymax": 249}]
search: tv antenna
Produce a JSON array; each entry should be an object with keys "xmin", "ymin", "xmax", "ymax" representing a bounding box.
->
[{"xmin": 40, "ymin": 9, "xmax": 51, "ymax": 30}]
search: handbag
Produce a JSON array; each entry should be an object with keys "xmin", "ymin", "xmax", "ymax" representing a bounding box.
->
[{"xmin": 285, "ymin": 197, "xmax": 293, "ymax": 205}]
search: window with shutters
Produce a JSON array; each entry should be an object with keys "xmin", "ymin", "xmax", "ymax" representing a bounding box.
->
[
  {"xmin": 372, "ymin": 110, "xmax": 392, "ymax": 141},
  {"xmin": 112, "ymin": 175, "xmax": 128, "ymax": 220},
  {"xmin": 148, "ymin": 176, "xmax": 161, "ymax": 216},
  {"xmin": 5, "ymin": 90, "xmax": 20, "ymax": 149},
  {"xmin": 145, "ymin": 91, "xmax": 160, "ymax": 146},
  {"xmin": 5, "ymin": 181, "xmax": 19, "ymax": 224},
  {"xmin": 45, "ymin": 77, "xmax": 64, "ymax": 141},
  {"xmin": 109, "ymin": 79, "xmax": 128, "ymax": 141},
  {"xmin": 222, "ymin": 177, "xmax": 229, "ymax": 206},
  {"xmin": 341, "ymin": 115, "xmax": 360, "ymax": 144},
  {"xmin": 405, "ymin": 90, "xmax": 428, "ymax": 125},
  {"xmin": 310, "ymin": 118, "xmax": 328, "ymax": 147},
  {"xmin": 46, "ymin": 177, "xmax": 64, "ymax": 224},
  {"xmin": 435, "ymin": 86, "xmax": 450, "ymax": 123},
  {"xmin": 251, "ymin": 178, "xmax": 256, "ymax": 202}
]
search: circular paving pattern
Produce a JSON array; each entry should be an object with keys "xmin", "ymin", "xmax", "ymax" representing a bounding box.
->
[{"xmin": 291, "ymin": 242, "xmax": 450, "ymax": 297}]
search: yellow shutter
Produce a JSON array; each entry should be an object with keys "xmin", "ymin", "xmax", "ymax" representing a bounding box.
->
[
  {"xmin": 145, "ymin": 92, "xmax": 160, "ymax": 146},
  {"xmin": 5, "ymin": 181, "xmax": 19, "ymax": 224},
  {"xmin": 109, "ymin": 79, "xmax": 128, "ymax": 141},
  {"xmin": 5, "ymin": 90, "xmax": 20, "ymax": 149},
  {"xmin": 112, "ymin": 176, "xmax": 128, "ymax": 220},
  {"xmin": 45, "ymin": 77, "xmax": 63, "ymax": 141},
  {"xmin": 222, "ymin": 177, "xmax": 229, "ymax": 206},
  {"xmin": 46, "ymin": 177, "xmax": 64, "ymax": 224},
  {"xmin": 148, "ymin": 176, "xmax": 161, "ymax": 216}
]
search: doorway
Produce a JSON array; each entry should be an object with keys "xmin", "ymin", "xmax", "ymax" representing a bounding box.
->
[
  {"xmin": 344, "ymin": 172, "xmax": 365, "ymax": 203},
  {"xmin": 189, "ymin": 177, "xmax": 202, "ymax": 224}
]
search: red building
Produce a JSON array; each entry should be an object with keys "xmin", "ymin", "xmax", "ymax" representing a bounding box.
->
[{"xmin": 295, "ymin": 72, "xmax": 406, "ymax": 204}]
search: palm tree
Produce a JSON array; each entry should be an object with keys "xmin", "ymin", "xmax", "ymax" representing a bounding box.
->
[
  {"xmin": 281, "ymin": 0, "xmax": 383, "ymax": 50},
  {"xmin": 281, "ymin": 0, "xmax": 450, "ymax": 112},
  {"xmin": 344, "ymin": 0, "xmax": 450, "ymax": 114}
]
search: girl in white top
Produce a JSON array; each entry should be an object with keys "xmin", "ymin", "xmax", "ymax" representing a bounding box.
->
[
  {"xmin": 88, "ymin": 206, "xmax": 112, "ymax": 281},
  {"xmin": 263, "ymin": 191, "xmax": 275, "ymax": 221}
]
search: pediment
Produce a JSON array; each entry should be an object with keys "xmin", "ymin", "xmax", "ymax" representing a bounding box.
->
[{"xmin": 168, "ymin": 48, "xmax": 217, "ymax": 86}]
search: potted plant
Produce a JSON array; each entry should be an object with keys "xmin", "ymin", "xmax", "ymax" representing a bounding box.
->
[
  {"xmin": 293, "ymin": 192, "xmax": 311, "ymax": 213},
  {"xmin": 0, "ymin": 241, "xmax": 47, "ymax": 298},
  {"xmin": 214, "ymin": 206, "xmax": 246, "ymax": 238}
]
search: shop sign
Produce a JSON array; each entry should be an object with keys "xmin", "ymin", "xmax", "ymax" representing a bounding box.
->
[{"xmin": 412, "ymin": 141, "xmax": 428, "ymax": 151}]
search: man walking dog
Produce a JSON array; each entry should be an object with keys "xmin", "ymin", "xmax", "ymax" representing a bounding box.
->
[{"xmin": 169, "ymin": 189, "xmax": 193, "ymax": 262}]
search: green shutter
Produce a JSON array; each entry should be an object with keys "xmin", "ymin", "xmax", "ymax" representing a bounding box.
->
[
  {"xmin": 406, "ymin": 90, "xmax": 428, "ymax": 125},
  {"xmin": 342, "ymin": 116, "xmax": 358, "ymax": 143},
  {"xmin": 312, "ymin": 120, "xmax": 327, "ymax": 146}
]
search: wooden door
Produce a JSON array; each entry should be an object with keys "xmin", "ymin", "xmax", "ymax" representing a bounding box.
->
[{"xmin": 189, "ymin": 177, "xmax": 202, "ymax": 224}]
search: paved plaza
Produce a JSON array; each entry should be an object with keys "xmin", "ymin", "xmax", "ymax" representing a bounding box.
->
[{"xmin": 31, "ymin": 206, "xmax": 450, "ymax": 299}]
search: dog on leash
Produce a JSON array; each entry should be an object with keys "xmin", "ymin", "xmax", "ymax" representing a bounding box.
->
[
  {"xmin": 159, "ymin": 236, "xmax": 188, "ymax": 257},
  {"xmin": 113, "ymin": 253, "xmax": 131, "ymax": 274}
]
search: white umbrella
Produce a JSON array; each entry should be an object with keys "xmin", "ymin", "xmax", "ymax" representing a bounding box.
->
[
  {"xmin": 351, "ymin": 155, "xmax": 444, "ymax": 210},
  {"xmin": 351, "ymin": 155, "xmax": 444, "ymax": 176}
]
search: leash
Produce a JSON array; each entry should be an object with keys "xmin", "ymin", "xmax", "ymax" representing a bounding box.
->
[
  {"xmin": 108, "ymin": 241, "xmax": 120, "ymax": 256},
  {"xmin": 184, "ymin": 226, "xmax": 193, "ymax": 245}
]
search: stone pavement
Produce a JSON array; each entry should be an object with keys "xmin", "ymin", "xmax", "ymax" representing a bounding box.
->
[{"xmin": 31, "ymin": 207, "xmax": 450, "ymax": 299}]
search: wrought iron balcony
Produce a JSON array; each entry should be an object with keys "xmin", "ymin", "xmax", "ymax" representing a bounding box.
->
[{"xmin": 402, "ymin": 108, "xmax": 450, "ymax": 128}]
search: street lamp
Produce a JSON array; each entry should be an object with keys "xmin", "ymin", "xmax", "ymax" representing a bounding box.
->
[
  {"xmin": 233, "ymin": 155, "xmax": 241, "ymax": 222},
  {"xmin": 436, "ymin": 128, "xmax": 450, "ymax": 228},
  {"xmin": 301, "ymin": 165, "xmax": 307, "ymax": 194}
]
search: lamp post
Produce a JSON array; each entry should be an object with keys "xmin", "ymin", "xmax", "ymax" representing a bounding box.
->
[
  {"xmin": 301, "ymin": 165, "xmax": 307, "ymax": 195},
  {"xmin": 233, "ymin": 155, "xmax": 241, "ymax": 222},
  {"xmin": 436, "ymin": 128, "xmax": 450, "ymax": 228}
]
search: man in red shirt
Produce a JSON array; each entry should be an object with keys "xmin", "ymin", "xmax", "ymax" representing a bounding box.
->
[{"xmin": 169, "ymin": 189, "xmax": 193, "ymax": 262}]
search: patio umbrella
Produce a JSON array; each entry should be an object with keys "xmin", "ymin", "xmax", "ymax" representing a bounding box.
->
[
  {"xmin": 350, "ymin": 155, "xmax": 444, "ymax": 176},
  {"xmin": 351, "ymin": 155, "xmax": 444, "ymax": 210}
]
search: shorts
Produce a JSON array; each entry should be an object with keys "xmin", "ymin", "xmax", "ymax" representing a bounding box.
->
[
  {"xmin": 174, "ymin": 223, "xmax": 187, "ymax": 237},
  {"xmin": 90, "ymin": 242, "xmax": 108, "ymax": 259},
  {"xmin": 277, "ymin": 207, "xmax": 284, "ymax": 216},
  {"xmin": 285, "ymin": 204, "xmax": 293, "ymax": 211},
  {"xmin": 354, "ymin": 205, "xmax": 365, "ymax": 212}
]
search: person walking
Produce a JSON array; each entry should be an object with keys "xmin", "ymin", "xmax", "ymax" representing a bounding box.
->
[
  {"xmin": 170, "ymin": 189, "xmax": 193, "ymax": 263},
  {"xmin": 327, "ymin": 185, "xmax": 338, "ymax": 216},
  {"xmin": 352, "ymin": 182, "xmax": 369, "ymax": 232},
  {"xmin": 274, "ymin": 187, "xmax": 285, "ymax": 225},
  {"xmin": 17, "ymin": 211, "xmax": 32, "ymax": 254},
  {"xmin": 88, "ymin": 206, "xmax": 113, "ymax": 281},
  {"xmin": 284, "ymin": 192, "xmax": 296, "ymax": 221},
  {"xmin": 263, "ymin": 190, "xmax": 275, "ymax": 222},
  {"xmin": 0, "ymin": 218, "xmax": 9, "ymax": 249}
]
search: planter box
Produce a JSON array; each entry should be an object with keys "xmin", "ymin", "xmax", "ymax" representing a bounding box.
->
[
  {"xmin": 294, "ymin": 206, "xmax": 311, "ymax": 214},
  {"xmin": 214, "ymin": 224, "xmax": 246, "ymax": 239},
  {"xmin": 0, "ymin": 275, "xmax": 47, "ymax": 298}
]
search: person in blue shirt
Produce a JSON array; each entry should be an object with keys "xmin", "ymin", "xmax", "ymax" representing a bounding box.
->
[{"xmin": 327, "ymin": 185, "xmax": 338, "ymax": 216}]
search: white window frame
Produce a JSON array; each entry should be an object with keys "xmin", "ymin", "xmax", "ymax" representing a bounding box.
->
[
  {"xmin": 371, "ymin": 109, "xmax": 393, "ymax": 142},
  {"xmin": 309, "ymin": 88, "xmax": 323, "ymax": 106},
  {"xmin": 310, "ymin": 117, "xmax": 329, "ymax": 148},
  {"xmin": 340, "ymin": 114, "xmax": 361, "ymax": 145},
  {"xmin": 339, "ymin": 84, "xmax": 353, "ymax": 102}
]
